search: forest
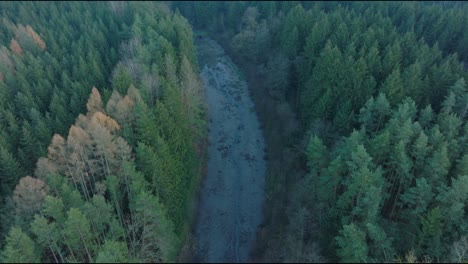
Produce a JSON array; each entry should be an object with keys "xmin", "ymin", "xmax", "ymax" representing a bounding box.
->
[
  {"xmin": 0, "ymin": 2, "xmax": 205, "ymax": 262},
  {"xmin": 0, "ymin": 1, "xmax": 467, "ymax": 263},
  {"xmin": 175, "ymin": 1, "xmax": 468, "ymax": 263}
]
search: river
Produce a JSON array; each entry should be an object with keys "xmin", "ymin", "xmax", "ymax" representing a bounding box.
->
[{"xmin": 192, "ymin": 35, "xmax": 266, "ymax": 263}]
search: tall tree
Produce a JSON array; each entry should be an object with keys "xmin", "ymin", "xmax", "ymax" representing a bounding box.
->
[{"xmin": 1, "ymin": 227, "xmax": 39, "ymax": 263}]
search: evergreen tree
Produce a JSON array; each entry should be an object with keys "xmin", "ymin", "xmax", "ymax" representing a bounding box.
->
[
  {"xmin": 1, "ymin": 227, "xmax": 39, "ymax": 263},
  {"xmin": 95, "ymin": 240, "xmax": 129, "ymax": 263},
  {"xmin": 335, "ymin": 223, "xmax": 368, "ymax": 263}
]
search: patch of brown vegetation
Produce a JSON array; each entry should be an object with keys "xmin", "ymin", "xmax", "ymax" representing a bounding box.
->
[
  {"xmin": 9, "ymin": 39, "xmax": 23, "ymax": 55},
  {"xmin": 26, "ymin": 25, "xmax": 46, "ymax": 50}
]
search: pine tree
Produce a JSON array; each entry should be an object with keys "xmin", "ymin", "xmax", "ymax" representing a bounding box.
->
[
  {"xmin": 0, "ymin": 147, "xmax": 26, "ymax": 196},
  {"xmin": 82, "ymin": 195, "xmax": 114, "ymax": 243},
  {"xmin": 130, "ymin": 191, "xmax": 179, "ymax": 263},
  {"xmin": 306, "ymin": 135, "xmax": 328, "ymax": 172},
  {"xmin": 381, "ymin": 67, "xmax": 405, "ymax": 106},
  {"xmin": 63, "ymin": 207, "xmax": 94, "ymax": 262},
  {"xmin": 335, "ymin": 223, "xmax": 368, "ymax": 263},
  {"xmin": 411, "ymin": 131, "xmax": 431, "ymax": 175},
  {"xmin": 1, "ymin": 227, "xmax": 39, "ymax": 263},
  {"xmin": 419, "ymin": 207, "xmax": 443, "ymax": 260},
  {"xmin": 95, "ymin": 240, "xmax": 129, "ymax": 263},
  {"xmin": 112, "ymin": 65, "xmax": 133, "ymax": 95},
  {"xmin": 30, "ymin": 214, "xmax": 63, "ymax": 263}
]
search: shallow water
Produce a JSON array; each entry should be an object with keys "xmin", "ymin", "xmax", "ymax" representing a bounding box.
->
[{"xmin": 193, "ymin": 36, "xmax": 266, "ymax": 263}]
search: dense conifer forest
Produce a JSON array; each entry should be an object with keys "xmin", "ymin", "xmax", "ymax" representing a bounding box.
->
[
  {"xmin": 0, "ymin": 2, "xmax": 205, "ymax": 262},
  {"xmin": 0, "ymin": 1, "xmax": 466, "ymax": 263},
  {"xmin": 176, "ymin": 1, "xmax": 468, "ymax": 262}
]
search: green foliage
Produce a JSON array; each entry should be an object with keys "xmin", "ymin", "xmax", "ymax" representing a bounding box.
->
[
  {"xmin": 1, "ymin": 227, "xmax": 39, "ymax": 263},
  {"xmin": 316, "ymin": 86, "xmax": 466, "ymax": 261},
  {"xmin": 132, "ymin": 191, "xmax": 179, "ymax": 262},
  {"xmin": 63, "ymin": 208, "xmax": 94, "ymax": 262},
  {"xmin": 1, "ymin": 0, "xmax": 467, "ymax": 263},
  {"xmin": 30, "ymin": 215, "xmax": 63, "ymax": 263},
  {"xmin": 0, "ymin": 2, "xmax": 205, "ymax": 262},
  {"xmin": 95, "ymin": 240, "xmax": 129, "ymax": 263},
  {"xmin": 335, "ymin": 223, "xmax": 368, "ymax": 263},
  {"xmin": 419, "ymin": 207, "xmax": 443, "ymax": 258},
  {"xmin": 306, "ymin": 135, "xmax": 328, "ymax": 171},
  {"xmin": 381, "ymin": 67, "xmax": 405, "ymax": 106},
  {"xmin": 0, "ymin": 147, "xmax": 25, "ymax": 196},
  {"xmin": 0, "ymin": 0, "xmax": 124, "ymax": 239},
  {"xmin": 178, "ymin": 0, "xmax": 468, "ymax": 262},
  {"xmin": 112, "ymin": 65, "xmax": 134, "ymax": 95}
]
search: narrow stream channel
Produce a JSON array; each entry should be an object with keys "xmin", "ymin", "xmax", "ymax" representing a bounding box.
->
[{"xmin": 193, "ymin": 36, "xmax": 266, "ymax": 263}]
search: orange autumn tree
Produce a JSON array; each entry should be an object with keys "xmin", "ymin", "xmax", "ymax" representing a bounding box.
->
[
  {"xmin": 9, "ymin": 39, "xmax": 22, "ymax": 55},
  {"xmin": 86, "ymin": 87, "xmax": 104, "ymax": 115},
  {"xmin": 12, "ymin": 23, "xmax": 46, "ymax": 51},
  {"xmin": 105, "ymin": 84, "xmax": 141, "ymax": 147},
  {"xmin": 26, "ymin": 25, "xmax": 46, "ymax": 50},
  {"xmin": 35, "ymin": 87, "xmax": 130, "ymax": 200}
]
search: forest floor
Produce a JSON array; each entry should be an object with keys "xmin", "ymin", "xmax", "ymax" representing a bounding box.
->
[{"xmin": 191, "ymin": 35, "xmax": 266, "ymax": 263}]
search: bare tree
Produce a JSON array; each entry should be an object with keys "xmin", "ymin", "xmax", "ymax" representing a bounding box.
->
[
  {"xmin": 142, "ymin": 73, "xmax": 159, "ymax": 106},
  {"xmin": 450, "ymin": 236, "xmax": 468, "ymax": 263},
  {"xmin": 122, "ymin": 59, "xmax": 143, "ymax": 81},
  {"xmin": 119, "ymin": 37, "xmax": 141, "ymax": 61},
  {"xmin": 109, "ymin": 1, "xmax": 128, "ymax": 18}
]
